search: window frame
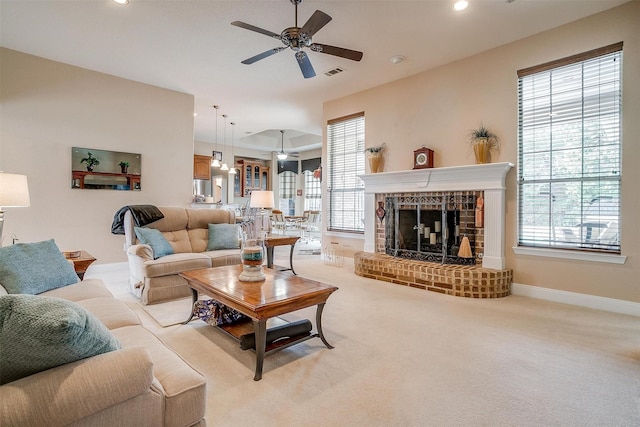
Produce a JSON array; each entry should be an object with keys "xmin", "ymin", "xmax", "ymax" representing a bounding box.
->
[
  {"xmin": 327, "ymin": 112, "xmax": 365, "ymax": 234},
  {"xmin": 278, "ymin": 170, "xmax": 296, "ymax": 215},
  {"xmin": 303, "ymin": 170, "xmax": 322, "ymax": 212},
  {"xmin": 515, "ymin": 42, "xmax": 624, "ymax": 262}
]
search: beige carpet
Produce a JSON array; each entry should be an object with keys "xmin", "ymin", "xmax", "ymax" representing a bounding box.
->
[
  {"xmin": 136, "ymin": 298, "xmax": 193, "ymax": 327},
  {"xmin": 106, "ymin": 251, "xmax": 640, "ymax": 427}
]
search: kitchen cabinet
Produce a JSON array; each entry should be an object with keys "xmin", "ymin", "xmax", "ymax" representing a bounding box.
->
[
  {"xmin": 237, "ymin": 160, "xmax": 269, "ymax": 196},
  {"xmin": 194, "ymin": 155, "xmax": 212, "ymax": 180}
]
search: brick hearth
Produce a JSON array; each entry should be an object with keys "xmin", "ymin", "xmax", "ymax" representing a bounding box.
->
[{"xmin": 355, "ymin": 252, "xmax": 512, "ymax": 298}]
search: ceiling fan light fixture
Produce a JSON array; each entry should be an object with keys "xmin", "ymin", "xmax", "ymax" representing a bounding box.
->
[
  {"xmin": 229, "ymin": 121, "xmax": 237, "ymax": 175},
  {"xmin": 212, "ymin": 105, "xmax": 220, "ymax": 168},
  {"xmin": 231, "ymin": 1, "xmax": 363, "ymax": 79},
  {"xmin": 278, "ymin": 129, "xmax": 288, "ymax": 160}
]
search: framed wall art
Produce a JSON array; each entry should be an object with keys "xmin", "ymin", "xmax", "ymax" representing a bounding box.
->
[{"xmin": 71, "ymin": 147, "xmax": 142, "ymax": 191}]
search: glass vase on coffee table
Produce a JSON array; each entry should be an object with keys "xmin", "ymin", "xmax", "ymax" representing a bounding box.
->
[{"xmin": 239, "ymin": 234, "xmax": 266, "ymax": 282}]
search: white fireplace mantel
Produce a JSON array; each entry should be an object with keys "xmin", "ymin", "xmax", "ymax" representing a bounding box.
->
[{"xmin": 359, "ymin": 162, "xmax": 514, "ymax": 270}]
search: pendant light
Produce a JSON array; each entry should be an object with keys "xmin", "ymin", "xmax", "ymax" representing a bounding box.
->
[
  {"xmin": 277, "ymin": 130, "xmax": 287, "ymax": 160},
  {"xmin": 228, "ymin": 122, "xmax": 237, "ymax": 175},
  {"xmin": 212, "ymin": 105, "xmax": 221, "ymax": 168},
  {"xmin": 220, "ymin": 114, "xmax": 229, "ymax": 171}
]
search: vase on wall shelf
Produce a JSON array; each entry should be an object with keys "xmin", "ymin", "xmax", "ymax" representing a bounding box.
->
[
  {"xmin": 365, "ymin": 143, "xmax": 386, "ymax": 173},
  {"xmin": 468, "ymin": 124, "xmax": 500, "ymax": 165},
  {"xmin": 368, "ymin": 152, "xmax": 383, "ymax": 173},
  {"xmin": 472, "ymin": 138, "xmax": 490, "ymax": 164}
]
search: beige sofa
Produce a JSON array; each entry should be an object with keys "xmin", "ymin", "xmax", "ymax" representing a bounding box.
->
[
  {"xmin": 125, "ymin": 207, "xmax": 242, "ymax": 305},
  {"xmin": 0, "ymin": 278, "xmax": 206, "ymax": 426}
]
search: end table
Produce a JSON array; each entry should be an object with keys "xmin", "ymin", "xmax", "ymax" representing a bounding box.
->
[
  {"xmin": 66, "ymin": 250, "xmax": 96, "ymax": 279},
  {"xmin": 264, "ymin": 235, "xmax": 299, "ymax": 275}
]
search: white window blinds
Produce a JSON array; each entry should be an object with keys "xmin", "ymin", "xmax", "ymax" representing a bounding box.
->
[
  {"xmin": 304, "ymin": 170, "xmax": 322, "ymax": 212},
  {"xmin": 327, "ymin": 112, "xmax": 365, "ymax": 233},
  {"xmin": 517, "ymin": 43, "xmax": 622, "ymax": 253}
]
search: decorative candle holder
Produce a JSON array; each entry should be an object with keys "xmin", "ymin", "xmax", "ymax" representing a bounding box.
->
[{"xmin": 239, "ymin": 237, "xmax": 266, "ymax": 282}]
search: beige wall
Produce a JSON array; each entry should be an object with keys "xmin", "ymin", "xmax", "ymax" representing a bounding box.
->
[
  {"xmin": 323, "ymin": 2, "xmax": 639, "ymax": 302},
  {"xmin": 1, "ymin": 48, "xmax": 195, "ymax": 263}
]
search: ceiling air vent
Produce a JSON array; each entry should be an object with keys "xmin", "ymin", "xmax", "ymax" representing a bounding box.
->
[{"xmin": 324, "ymin": 67, "xmax": 345, "ymax": 77}]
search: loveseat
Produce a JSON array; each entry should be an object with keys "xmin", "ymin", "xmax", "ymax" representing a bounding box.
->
[
  {"xmin": 124, "ymin": 207, "xmax": 242, "ymax": 305},
  {"xmin": 0, "ymin": 241, "xmax": 206, "ymax": 426}
]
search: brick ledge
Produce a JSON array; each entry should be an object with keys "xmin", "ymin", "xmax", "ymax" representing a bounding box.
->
[{"xmin": 354, "ymin": 252, "xmax": 512, "ymax": 298}]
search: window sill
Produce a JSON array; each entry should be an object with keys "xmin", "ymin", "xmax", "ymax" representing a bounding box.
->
[
  {"xmin": 324, "ymin": 231, "xmax": 365, "ymax": 240},
  {"xmin": 512, "ymin": 246, "xmax": 626, "ymax": 265}
]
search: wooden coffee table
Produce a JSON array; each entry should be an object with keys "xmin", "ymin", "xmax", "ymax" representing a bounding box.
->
[{"xmin": 179, "ymin": 265, "xmax": 338, "ymax": 380}]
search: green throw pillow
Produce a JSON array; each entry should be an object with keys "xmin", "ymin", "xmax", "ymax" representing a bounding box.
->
[
  {"xmin": 0, "ymin": 294, "xmax": 121, "ymax": 385},
  {"xmin": 0, "ymin": 239, "xmax": 79, "ymax": 295},
  {"xmin": 207, "ymin": 223, "xmax": 240, "ymax": 251},
  {"xmin": 134, "ymin": 227, "xmax": 174, "ymax": 259}
]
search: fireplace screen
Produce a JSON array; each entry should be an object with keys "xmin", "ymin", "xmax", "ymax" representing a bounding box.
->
[{"xmin": 384, "ymin": 192, "xmax": 481, "ymax": 265}]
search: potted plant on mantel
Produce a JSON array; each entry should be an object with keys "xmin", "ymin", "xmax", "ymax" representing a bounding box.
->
[
  {"xmin": 80, "ymin": 152, "xmax": 100, "ymax": 172},
  {"xmin": 468, "ymin": 124, "xmax": 500, "ymax": 164},
  {"xmin": 365, "ymin": 142, "xmax": 386, "ymax": 173},
  {"xmin": 118, "ymin": 161, "xmax": 130, "ymax": 174}
]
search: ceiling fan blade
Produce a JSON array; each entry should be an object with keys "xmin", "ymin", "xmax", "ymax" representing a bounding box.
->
[
  {"xmin": 231, "ymin": 21, "xmax": 281, "ymax": 40},
  {"xmin": 295, "ymin": 51, "xmax": 316, "ymax": 79},
  {"xmin": 300, "ymin": 10, "xmax": 332, "ymax": 37},
  {"xmin": 241, "ymin": 47, "xmax": 286, "ymax": 65},
  {"xmin": 310, "ymin": 43, "xmax": 363, "ymax": 61}
]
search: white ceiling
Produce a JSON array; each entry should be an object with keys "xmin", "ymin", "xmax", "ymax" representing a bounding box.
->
[{"xmin": 0, "ymin": 0, "xmax": 628, "ymax": 152}]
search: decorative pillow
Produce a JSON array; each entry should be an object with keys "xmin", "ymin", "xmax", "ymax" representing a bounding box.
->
[
  {"xmin": 0, "ymin": 294, "xmax": 121, "ymax": 385},
  {"xmin": 0, "ymin": 239, "xmax": 79, "ymax": 295},
  {"xmin": 134, "ymin": 227, "xmax": 174, "ymax": 259},
  {"xmin": 207, "ymin": 223, "xmax": 240, "ymax": 251}
]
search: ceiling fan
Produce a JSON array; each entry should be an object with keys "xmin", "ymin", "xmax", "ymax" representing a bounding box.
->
[
  {"xmin": 231, "ymin": 0, "xmax": 364, "ymax": 78},
  {"xmin": 262, "ymin": 131, "xmax": 301, "ymax": 159}
]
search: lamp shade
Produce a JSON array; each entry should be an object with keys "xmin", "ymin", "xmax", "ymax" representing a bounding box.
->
[
  {"xmin": 0, "ymin": 173, "xmax": 30, "ymax": 207},
  {"xmin": 250, "ymin": 190, "xmax": 274, "ymax": 209}
]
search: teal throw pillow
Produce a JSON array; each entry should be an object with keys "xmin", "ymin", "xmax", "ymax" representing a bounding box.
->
[
  {"xmin": 0, "ymin": 239, "xmax": 79, "ymax": 295},
  {"xmin": 134, "ymin": 227, "xmax": 174, "ymax": 259},
  {"xmin": 207, "ymin": 223, "xmax": 240, "ymax": 251},
  {"xmin": 0, "ymin": 294, "xmax": 121, "ymax": 385}
]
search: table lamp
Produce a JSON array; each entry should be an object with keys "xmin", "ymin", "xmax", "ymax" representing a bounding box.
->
[
  {"xmin": 250, "ymin": 190, "xmax": 274, "ymax": 238},
  {"xmin": 0, "ymin": 172, "xmax": 31, "ymax": 245}
]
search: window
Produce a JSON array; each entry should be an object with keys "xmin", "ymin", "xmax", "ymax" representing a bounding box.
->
[
  {"xmin": 278, "ymin": 171, "xmax": 296, "ymax": 215},
  {"xmin": 517, "ymin": 43, "xmax": 622, "ymax": 254},
  {"xmin": 304, "ymin": 170, "xmax": 321, "ymax": 212},
  {"xmin": 327, "ymin": 112, "xmax": 365, "ymax": 233}
]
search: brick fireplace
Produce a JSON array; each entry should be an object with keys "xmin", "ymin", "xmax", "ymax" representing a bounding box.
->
[{"xmin": 356, "ymin": 163, "xmax": 514, "ymax": 298}]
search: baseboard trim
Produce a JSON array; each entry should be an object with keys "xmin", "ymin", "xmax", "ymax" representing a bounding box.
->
[{"xmin": 511, "ymin": 282, "xmax": 640, "ymax": 317}]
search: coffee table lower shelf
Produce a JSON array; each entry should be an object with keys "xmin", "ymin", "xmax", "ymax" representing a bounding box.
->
[{"xmin": 218, "ymin": 317, "xmax": 315, "ymax": 355}]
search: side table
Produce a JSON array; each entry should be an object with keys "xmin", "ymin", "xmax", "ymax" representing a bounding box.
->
[
  {"xmin": 264, "ymin": 235, "xmax": 299, "ymax": 275},
  {"xmin": 66, "ymin": 250, "xmax": 96, "ymax": 279}
]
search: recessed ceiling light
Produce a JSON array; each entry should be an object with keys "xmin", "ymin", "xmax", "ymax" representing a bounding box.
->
[
  {"xmin": 113, "ymin": 0, "xmax": 129, "ymax": 5},
  {"xmin": 390, "ymin": 55, "xmax": 406, "ymax": 64},
  {"xmin": 454, "ymin": 1, "xmax": 469, "ymax": 11}
]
